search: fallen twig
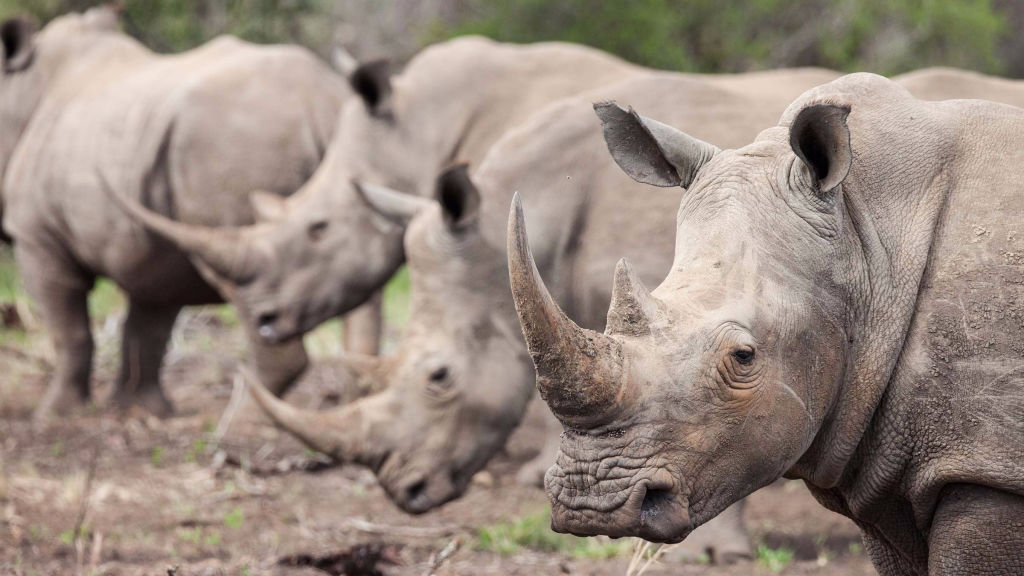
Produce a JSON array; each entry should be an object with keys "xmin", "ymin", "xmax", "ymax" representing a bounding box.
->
[
  {"xmin": 73, "ymin": 444, "xmax": 101, "ymax": 575},
  {"xmin": 343, "ymin": 517, "xmax": 461, "ymax": 539},
  {"xmin": 212, "ymin": 373, "xmax": 246, "ymax": 445},
  {"xmin": 423, "ymin": 538, "xmax": 460, "ymax": 576}
]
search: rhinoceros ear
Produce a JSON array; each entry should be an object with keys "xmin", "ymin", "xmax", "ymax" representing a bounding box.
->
[
  {"xmin": 789, "ymin": 103, "xmax": 852, "ymax": 196},
  {"xmin": 595, "ymin": 101, "xmax": 719, "ymax": 188},
  {"xmin": 249, "ymin": 190, "xmax": 288, "ymax": 223},
  {"xmin": 1, "ymin": 17, "xmax": 36, "ymax": 74},
  {"xmin": 354, "ymin": 180, "xmax": 431, "ymax": 229},
  {"xmin": 349, "ymin": 59, "xmax": 393, "ymax": 116},
  {"xmin": 436, "ymin": 164, "xmax": 480, "ymax": 231}
]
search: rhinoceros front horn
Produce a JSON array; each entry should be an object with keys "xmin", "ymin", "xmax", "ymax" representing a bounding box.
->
[
  {"xmin": 506, "ymin": 193, "xmax": 624, "ymax": 425},
  {"xmin": 98, "ymin": 172, "xmax": 261, "ymax": 285},
  {"xmin": 243, "ymin": 368, "xmax": 365, "ymax": 462}
]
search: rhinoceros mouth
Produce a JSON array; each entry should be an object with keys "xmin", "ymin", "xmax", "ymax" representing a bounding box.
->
[{"xmin": 546, "ymin": 465, "xmax": 692, "ymax": 543}]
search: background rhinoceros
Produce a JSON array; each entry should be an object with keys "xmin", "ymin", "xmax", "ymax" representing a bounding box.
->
[
  {"xmin": 0, "ymin": 6, "xmax": 348, "ymax": 419},
  {"xmin": 510, "ymin": 72, "xmax": 1024, "ymax": 574},
  {"xmin": 115, "ymin": 36, "xmax": 643, "ymax": 358}
]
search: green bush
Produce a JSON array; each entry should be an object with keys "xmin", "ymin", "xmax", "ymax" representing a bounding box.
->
[{"xmin": 430, "ymin": 0, "xmax": 1008, "ymax": 75}]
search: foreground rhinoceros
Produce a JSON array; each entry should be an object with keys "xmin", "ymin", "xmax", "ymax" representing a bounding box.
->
[
  {"xmin": 508, "ymin": 73, "xmax": 1024, "ymax": 574},
  {"xmin": 118, "ymin": 36, "xmax": 642, "ymax": 356},
  {"xmin": 0, "ymin": 7, "xmax": 347, "ymax": 419},
  {"xmin": 247, "ymin": 68, "xmax": 839, "ymax": 553}
]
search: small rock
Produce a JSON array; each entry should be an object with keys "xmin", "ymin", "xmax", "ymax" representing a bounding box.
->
[{"xmin": 471, "ymin": 470, "xmax": 494, "ymax": 488}]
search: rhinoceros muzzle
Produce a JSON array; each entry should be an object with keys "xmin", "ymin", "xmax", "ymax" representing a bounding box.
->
[{"xmin": 547, "ymin": 465, "xmax": 692, "ymax": 543}]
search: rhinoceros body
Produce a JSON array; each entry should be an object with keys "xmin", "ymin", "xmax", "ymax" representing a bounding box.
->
[
  {"xmin": 1, "ymin": 7, "xmax": 347, "ymax": 418},
  {"xmin": 509, "ymin": 72, "xmax": 1024, "ymax": 575}
]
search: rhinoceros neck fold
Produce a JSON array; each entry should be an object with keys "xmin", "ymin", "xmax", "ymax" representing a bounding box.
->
[{"xmin": 790, "ymin": 94, "xmax": 960, "ymax": 490}]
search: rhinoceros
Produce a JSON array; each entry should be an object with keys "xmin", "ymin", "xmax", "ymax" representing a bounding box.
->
[
  {"xmin": 0, "ymin": 7, "xmax": 348, "ymax": 419},
  {"xmin": 507, "ymin": 73, "xmax": 1024, "ymax": 575},
  {"xmin": 116, "ymin": 36, "xmax": 642, "ymax": 357},
  {"xmin": 894, "ymin": 67, "xmax": 1024, "ymax": 106},
  {"xmin": 246, "ymin": 70, "xmax": 842, "ymax": 564}
]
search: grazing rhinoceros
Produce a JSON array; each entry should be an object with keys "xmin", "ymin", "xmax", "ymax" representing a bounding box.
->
[
  {"xmin": 507, "ymin": 73, "xmax": 1024, "ymax": 575},
  {"xmin": 0, "ymin": 6, "xmax": 348, "ymax": 419},
  {"xmin": 246, "ymin": 70, "xmax": 842, "ymax": 564},
  {"xmin": 894, "ymin": 67, "xmax": 1024, "ymax": 107},
  {"xmin": 117, "ymin": 36, "xmax": 642, "ymax": 357}
]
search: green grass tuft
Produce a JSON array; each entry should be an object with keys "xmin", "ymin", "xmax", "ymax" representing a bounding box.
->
[{"xmin": 756, "ymin": 544, "xmax": 795, "ymax": 573}]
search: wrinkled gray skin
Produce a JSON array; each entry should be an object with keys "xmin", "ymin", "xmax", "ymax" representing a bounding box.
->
[
  {"xmin": 0, "ymin": 7, "xmax": 347, "ymax": 419},
  {"xmin": 118, "ymin": 37, "xmax": 642, "ymax": 355},
  {"xmin": 509, "ymin": 73, "xmax": 1024, "ymax": 575},
  {"xmin": 249, "ymin": 68, "xmax": 840, "ymax": 546}
]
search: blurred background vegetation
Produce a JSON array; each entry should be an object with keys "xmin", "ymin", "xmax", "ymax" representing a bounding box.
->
[{"xmin": 0, "ymin": 0, "xmax": 1020, "ymax": 77}]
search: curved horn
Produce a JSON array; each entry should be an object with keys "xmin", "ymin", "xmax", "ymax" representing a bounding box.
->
[
  {"xmin": 98, "ymin": 172, "xmax": 261, "ymax": 284},
  {"xmin": 243, "ymin": 368, "xmax": 365, "ymax": 461},
  {"xmin": 331, "ymin": 44, "xmax": 358, "ymax": 76},
  {"xmin": 506, "ymin": 193, "xmax": 623, "ymax": 424}
]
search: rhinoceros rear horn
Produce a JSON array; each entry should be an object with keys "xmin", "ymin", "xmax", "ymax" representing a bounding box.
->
[
  {"xmin": 507, "ymin": 193, "xmax": 624, "ymax": 425},
  {"xmin": 354, "ymin": 180, "xmax": 432, "ymax": 227},
  {"xmin": 243, "ymin": 368, "xmax": 364, "ymax": 461},
  {"xmin": 605, "ymin": 258, "xmax": 661, "ymax": 337},
  {"xmin": 330, "ymin": 44, "xmax": 359, "ymax": 76},
  {"xmin": 595, "ymin": 101, "xmax": 719, "ymax": 189},
  {"xmin": 1, "ymin": 17, "xmax": 36, "ymax": 73},
  {"xmin": 97, "ymin": 172, "xmax": 262, "ymax": 285}
]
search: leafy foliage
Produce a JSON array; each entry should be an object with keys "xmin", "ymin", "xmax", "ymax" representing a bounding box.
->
[
  {"xmin": 436, "ymin": 0, "xmax": 1007, "ymax": 75},
  {"xmin": 0, "ymin": 0, "xmax": 1012, "ymax": 76}
]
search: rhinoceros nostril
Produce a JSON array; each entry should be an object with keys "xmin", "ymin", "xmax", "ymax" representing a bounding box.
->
[
  {"xmin": 640, "ymin": 487, "xmax": 673, "ymax": 526},
  {"xmin": 256, "ymin": 312, "xmax": 278, "ymax": 338},
  {"xmin": 405, "ymin": 479, "xmax": 429, "ymax": 508}
]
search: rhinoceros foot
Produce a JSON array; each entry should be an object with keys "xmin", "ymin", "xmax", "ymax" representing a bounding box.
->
[
  {"xmin": 664, "ymin": 500, "xmax": 752, "ymax": 565},
  {"xmin": 113, "ymin": 386, "xmax": 175, "ymax": 419},
  {"xmin": 33, "ymin": 382, "xmax": 89, "ymax": 423}
]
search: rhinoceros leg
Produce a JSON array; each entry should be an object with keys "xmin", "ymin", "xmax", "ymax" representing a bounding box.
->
[
  {"xmin": 112, "ymin": 299, "xmax": 180, "ymax": 417},
  {"xmin": 16, "ymin": 245, "xmax": 95, "ymax": 421},
  {"xmin": 664, "ymin": 501, "xmax": 752, "ymax": 565},
  {"xmin": 246, "ymin": 335, "xmax": 309, "ymax": 396},
  {"xmin": 343, "ymin": 290, "xmax": 383, "ymax": 356},
  {"xmin": 928, "ymin": 484, "xmax": 1024, "ymax": 575}
]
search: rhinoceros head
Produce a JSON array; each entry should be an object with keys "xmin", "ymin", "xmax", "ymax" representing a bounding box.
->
[
  {"xmin": 111, "ymin": 55, "xmax": 489, "ymax": 343},
  {"xmin": 249, "ymin": 165, "xmax": 535, "ymax": 513},
  {"xmin": 508, "ymin": 100, "xmax": 854, "ymax": 542}
]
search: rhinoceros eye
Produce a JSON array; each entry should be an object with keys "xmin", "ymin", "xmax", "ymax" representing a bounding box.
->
[
  {"xmin": 424, "ymin": 365, "xmax": 456, "ymax": 399},
  {"xmin": 429, "ymin": 366, "xmax": 449, "ymax": 382},
  {"xmin": 307, "ymin": 220, "xmax": 329, "ymax": 241},
  {"xmin": 731, "ymin": 347, "xmax": 755, "ymax": 365}
]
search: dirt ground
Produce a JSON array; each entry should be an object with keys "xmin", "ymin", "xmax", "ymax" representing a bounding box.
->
[{"xmin": 0, "ymin": 261, "xmax": 878, "ymax": 576}]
